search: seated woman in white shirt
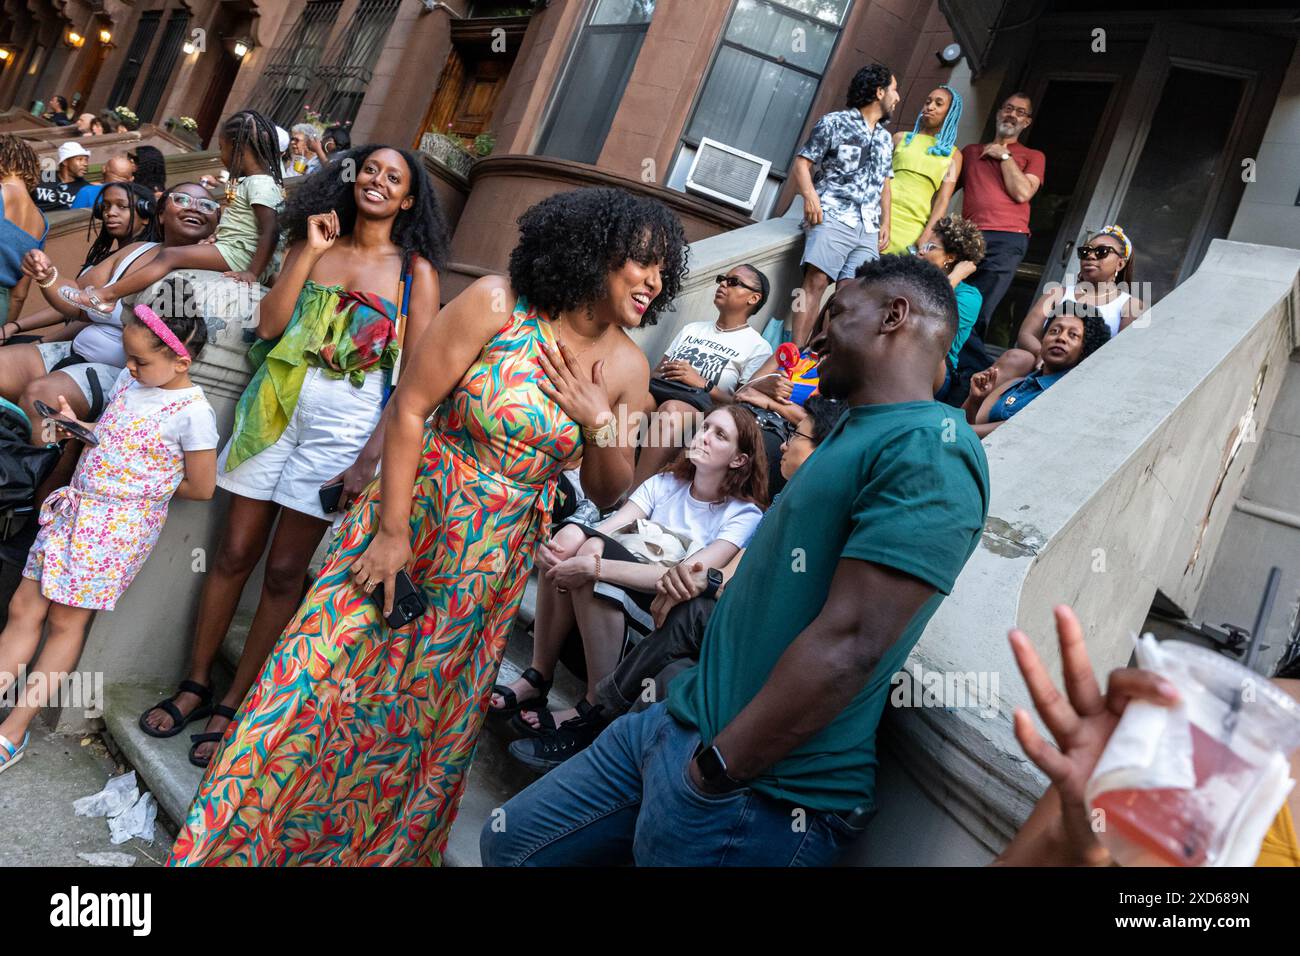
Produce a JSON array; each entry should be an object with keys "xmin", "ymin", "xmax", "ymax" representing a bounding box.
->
[
  {"xmin": 631, "ymin": 265, "xmax": 774, "ymax": 487},
  {"xmin": 489, "ymin": 405, "xmax": 768, "ymax": 740}
]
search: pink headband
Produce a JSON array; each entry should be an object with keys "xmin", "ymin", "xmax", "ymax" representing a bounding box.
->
[{"xmin": 132, "ymin": 304, "xmax": 190, "ymax": 359}]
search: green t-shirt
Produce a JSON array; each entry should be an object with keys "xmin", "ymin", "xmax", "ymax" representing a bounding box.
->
[{"xmin": 667, "ymin": 400, "xmax": 990, "ymax": 814}]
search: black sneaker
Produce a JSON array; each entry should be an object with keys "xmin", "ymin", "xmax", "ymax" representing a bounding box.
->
[{"xmin": 507, "ymin": 704, "xmax": 607, "ymax": 774}]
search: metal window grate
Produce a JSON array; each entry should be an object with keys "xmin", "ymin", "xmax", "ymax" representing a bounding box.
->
[
  {"xmin": 134, "ymin": 11, "xmax": 191, "ymax": 123},
  {"xmin": 248, "ymin": 0, "xmax": 345, "ymax": 128},
  {"xmin": 106, "ymin": 11, "xmax": 161, "ymax": 110},
  {"xmin": 302, "ymin": 0, "xmax": 401, "ymax": 126}
]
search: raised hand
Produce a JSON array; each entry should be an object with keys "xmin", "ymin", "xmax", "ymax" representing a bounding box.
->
[
  {"xmin": 1007, "ymin": 605, "xmax": 1180, "ymax": 865},
  {"xmin": 969, "ymin": 367, "xmax": 999, "ymax": 402},
  {"xmin": 21, "ymin": 249, "xmax": 55, "ymax": 283},
  {"xmin": 306, "ymin": 210, "xmax": 340, "ymax": 255}
]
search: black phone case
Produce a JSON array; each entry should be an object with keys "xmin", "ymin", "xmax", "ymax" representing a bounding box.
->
[
  {"xmin": 318, "ymin": 480, "xmax": 345, "ymax": 514},
  {"xmin": 33, "ymin": 399, "xmax": 99, "ymax": 446},
  {"xmin": 373, "ymin": 570, "xmax": 428, "ymax": 629}
]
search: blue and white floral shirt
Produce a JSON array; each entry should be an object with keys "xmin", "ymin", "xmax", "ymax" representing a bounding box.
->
[{"xmin": 797, "ymin": 109, "xmax": 894, "ymax": 232}]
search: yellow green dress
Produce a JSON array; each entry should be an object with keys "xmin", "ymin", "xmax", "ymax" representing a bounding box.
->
[{"xmin": 884, "ymin": 133, "xmax": 956, "ymax": 255}]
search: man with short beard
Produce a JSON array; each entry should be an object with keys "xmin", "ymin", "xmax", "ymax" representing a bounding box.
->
[
  {"xmin": 951, "ymin": 92, "xmax": 1045, "ymax": 400},
  {"xmin": 787, "ymin": 63, "xmax": 900, "ymax": 347}
]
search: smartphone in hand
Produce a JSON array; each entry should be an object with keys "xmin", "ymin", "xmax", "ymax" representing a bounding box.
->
[
  {"xmin": 33, "ymin": 399, "xmax": 99, "ymax": 447},
  {"xmin": 319, "ymin": 480, "xmax": 345, "ymax": 514},
  {"xmin": 373, "ymin": 569, "xmax": 428, "ymax": 629}
]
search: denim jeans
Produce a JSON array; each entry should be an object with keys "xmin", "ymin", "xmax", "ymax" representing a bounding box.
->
[{"xmin": 479, "ymin": 701, "xmax": 866, "ymax": 866}]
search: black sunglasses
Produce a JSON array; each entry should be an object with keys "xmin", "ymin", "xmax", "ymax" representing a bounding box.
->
[
  {"xmin": 1077, "ymin": 245, "xmax": 1121, "ymax": 261},
  {"xmin": 715, "ymin": 274, "xmax": 760, "ymax": 293}
]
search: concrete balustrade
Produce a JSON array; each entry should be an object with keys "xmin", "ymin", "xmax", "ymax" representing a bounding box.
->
[{"xmin": 854, "ymin": 239, "xmax": 1300, "ymax": 864}]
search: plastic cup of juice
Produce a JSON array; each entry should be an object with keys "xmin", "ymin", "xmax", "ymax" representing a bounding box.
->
[{"xmin": 1086, "ymin": 637, "xmax": 1300, "ymax": 866}]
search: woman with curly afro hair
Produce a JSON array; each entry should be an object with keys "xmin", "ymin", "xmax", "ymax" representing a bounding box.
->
[
  {"xmin": 145, "ymin": 146, "xmax": 447, "ymax": 773},
  {"xmin": 168, "ymin": 185, "xmax": 687, "ymax": 866},
  {"xmin": 963, "ymin": 311, "xmax": 1110, "ymax": 437},
  {"xmin": 0, "ymin": 134, "xmax": 47, "ymax": 322}
]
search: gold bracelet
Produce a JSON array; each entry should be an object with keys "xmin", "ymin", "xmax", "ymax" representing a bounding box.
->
[
  {"xmin": 37, "ymin": 267, "xmax": 58, "ymax": 289},
  {"xmin": 581, "ymin": 418, "xmax": 617, "ymax": 447},
  {"xmin": 593, "ymin": 554, "xmax": 601, "ymax": 581}
]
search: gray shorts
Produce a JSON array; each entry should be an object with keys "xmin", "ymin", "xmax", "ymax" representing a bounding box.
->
[
  {"xmin": 801, "ymin": 217, "xmax": 880, "ymax": 281},
  {"xmin": 37, "ymin": 341, "xmax": 122, "ymax": 414}
]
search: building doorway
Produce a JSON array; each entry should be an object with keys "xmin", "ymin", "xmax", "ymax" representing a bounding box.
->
[{"xmin": 982, "ymin": 18, "xmax": 1294, "ymax": 349}]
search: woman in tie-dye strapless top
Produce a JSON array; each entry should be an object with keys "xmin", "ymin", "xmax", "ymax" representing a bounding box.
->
[{"xmin": 168, "ymin": 187, "xmax": 688, "ymax": 866}]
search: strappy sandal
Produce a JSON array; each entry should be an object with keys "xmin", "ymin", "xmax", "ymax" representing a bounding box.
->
[
  {"xmin": 138, "ymin": 680, "xmax": 213, "ymax": 739},
  {"xmin": 510, "ymin": 697, "xmax": 596, "ymax": 740},
  {"xmin": 0, "ymin": 731, "xmax": 30, "ymax": 776},
  {"xmin": 488, "ymin": 666, "xmax": 551, "ymax": 721},
  {"xmin": 187, "ymin": 704, "xmax": 239, "ymax": 768},
  {"xmin": 59, "ymin": 285, "xmax": 114, "ymax": 322}
]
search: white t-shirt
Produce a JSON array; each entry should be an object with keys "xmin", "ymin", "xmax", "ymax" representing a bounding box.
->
[
  {"xmin": 661, "ymin": 320, "xmax": 773, "ymax": 394},
  {"xmin": 627, "ymin": 473, "xmax": 763, "ymax": 554},
  {"xmin": 110, "ymin": 369, "xmax": 219, "ymax": 454}
]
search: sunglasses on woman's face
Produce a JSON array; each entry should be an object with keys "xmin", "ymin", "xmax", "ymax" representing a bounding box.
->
[
  {"xmin": 1077, "ymin": 245, "xmax": 1121, "ymax": 261},
  {"xmin": 170, "ymin": 193, "xmax": 221, "ymax": 216},
  {"xmin": 715, "ymin": 274, "xmax": 760, "ymax": 293}
]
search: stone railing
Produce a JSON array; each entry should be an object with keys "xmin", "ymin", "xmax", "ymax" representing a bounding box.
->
[{"xmin": 850, "ymin": 239, "xmax": 1300, "ymax": 864}]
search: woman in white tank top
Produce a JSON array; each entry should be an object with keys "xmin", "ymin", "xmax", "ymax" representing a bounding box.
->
[{"xmin": 1015, "ymin": 225, "xmax": 1146, "ymax": 357}]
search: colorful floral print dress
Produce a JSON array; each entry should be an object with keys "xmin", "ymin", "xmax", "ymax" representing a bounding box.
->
[
  {"xmin": 24, "ymin": 372, "xmax": 213, "ymax": 610},
  {"xmin": 169, "ymin": 297, "xmax": 583, "ymax": 865}
]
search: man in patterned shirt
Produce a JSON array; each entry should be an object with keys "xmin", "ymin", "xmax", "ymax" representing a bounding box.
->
[{"xmin": 789, "ymin": 63, "xmax": 899, "ymax": 346}]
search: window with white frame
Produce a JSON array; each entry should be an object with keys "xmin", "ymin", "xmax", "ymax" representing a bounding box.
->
[{"xmin": 673, "ymin": 0, "xmax": 854, "ymax": 217}]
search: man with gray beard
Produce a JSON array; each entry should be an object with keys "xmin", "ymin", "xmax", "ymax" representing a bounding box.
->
[{"xmin": 950, "ymin": 92, "xmax": 1046, "ymax": 401}]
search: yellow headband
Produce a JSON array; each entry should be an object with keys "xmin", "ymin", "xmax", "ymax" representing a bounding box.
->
[{"xmin": 1097, "ymin": 224, "xmax": 1132, "ymax": 260}]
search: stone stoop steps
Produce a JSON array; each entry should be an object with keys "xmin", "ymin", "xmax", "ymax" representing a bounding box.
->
[{"xmin": 101, "ymin": 573, "xmax": 582, "ymax": 866}]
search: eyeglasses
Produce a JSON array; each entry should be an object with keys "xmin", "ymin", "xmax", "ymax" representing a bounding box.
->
[
  {"xmin": 170, "ymin": 192, "xmax": 221, "ymax": 216},
  {"xmin": 787, "ymin": 430, "xmax": 815, "ymax": 446},
  {"xmin": 918, "ymin": 242, "xmax": 941, "ymax": 254},
  {"xmin": 1000, "ymin": 105, "xmax": 1032, "ymax": 118},
  {"xmin": 715, "ymin": 274, "xmax": 760, "ymax": 293},
  {"xmin": 1077, "ymin": 245, "xmax": 1121, "ymax": 261}
]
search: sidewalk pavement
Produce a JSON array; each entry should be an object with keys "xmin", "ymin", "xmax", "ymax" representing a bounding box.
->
[{"xmin": 0, "ymin": 723, "xmax": 173, "ymax": 867}]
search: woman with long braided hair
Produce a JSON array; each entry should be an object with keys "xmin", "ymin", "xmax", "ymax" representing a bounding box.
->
[
  {"xmin": 884, "ymin": 85, "xmax": 964, "ymax": 254},
  {"xmin": 57, "ymin": 109, "xmax": 285, "ymax": 318}
]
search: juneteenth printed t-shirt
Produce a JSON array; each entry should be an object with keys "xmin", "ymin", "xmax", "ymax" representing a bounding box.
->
[
  {"xmin": 660, "ymin": 320, "xmax": 773, "ymax": 394},
  {"xmin": 667, "ymin": 400, "xmax": 990, "ymax": 814}
]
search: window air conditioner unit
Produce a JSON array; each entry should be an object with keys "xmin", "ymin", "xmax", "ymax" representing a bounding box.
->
[{"xmin": 685, "ymin": 137, "xmax": 771, "ymax": 213}]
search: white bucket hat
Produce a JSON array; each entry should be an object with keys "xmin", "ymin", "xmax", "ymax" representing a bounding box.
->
[{"xmin": 57, "ymin": 141, "xmax": 91, "ymax": 165}]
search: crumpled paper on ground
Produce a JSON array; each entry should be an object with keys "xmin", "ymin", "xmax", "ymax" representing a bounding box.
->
[{"xmin": 73, "ymin": 771, "xmax": 157, "ymax": 844}]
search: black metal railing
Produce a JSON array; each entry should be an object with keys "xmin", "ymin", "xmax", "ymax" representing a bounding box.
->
[
  {"xmin": 300, "ymin": 0, "xmax": 401, "ymax": 126},
  {"xmin": 134, "ymin": 10, "xmax": 191, "ymax": 122},
  {"xmin": 247, "ymin": 0, "xmax": 344, "ymax": 128},
  {"xmin": 105, "ymin": 10, "xmax": 161, "ymax": 111}
]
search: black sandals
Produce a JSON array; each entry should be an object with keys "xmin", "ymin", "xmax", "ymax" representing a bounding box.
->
[
  {"xmin": 188, "ymin": 704, "xmax": 240, "ymax": 768},
  {"xmin": 138, "ymin": 680, "xmax": 213, "ymax": 739},
  {"xmin": 488, "ymin": 667, "xmax": 552, "ymax": 720},
  {"xmin": 508, "ymin": 701, "xmax": 608, "ymax": 774}
]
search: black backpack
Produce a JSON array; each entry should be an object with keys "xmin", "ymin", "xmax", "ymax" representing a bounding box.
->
[{"xmin": 0, "ymin": 398, "xmax": 62, "ymax": 548}]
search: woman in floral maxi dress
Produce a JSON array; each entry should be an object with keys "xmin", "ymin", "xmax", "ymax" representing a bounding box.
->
[{"xmin": 169, "ymin": 187, "xmax": 687, "ymax": 865}]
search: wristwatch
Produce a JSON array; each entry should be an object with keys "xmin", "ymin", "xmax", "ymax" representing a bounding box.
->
[
  {"xmin": 693, "ymin": 741, "xmax": 745, "ymax": 793},
  {"xmin": 999, "ymin": 152, "xmax": 1012, "ymax": 162},
  {"xmin": 702, "ymin": 567, "xmax": 724, "ymax": 600}
]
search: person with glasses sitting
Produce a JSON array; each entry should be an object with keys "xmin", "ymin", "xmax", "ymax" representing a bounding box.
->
[
  {"xmin": 913, "ymin": 217, "xmax": 985, "ymax": 402},
  {"xmin": 950, "ymin": 92, "xmax": 1046, "ymax": 402},
  {"xmin": 1014, "ymin": 225, "xmax": 1144, "ymax": 362},
  {"xmin": 632, "ymin": 264, "xmax": 773, "ymax": 488}
]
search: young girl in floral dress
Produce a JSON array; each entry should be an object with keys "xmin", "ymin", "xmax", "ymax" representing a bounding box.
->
[{"xmin": 0, "ymin": 276, "xmax": 218, "ymax": 775}]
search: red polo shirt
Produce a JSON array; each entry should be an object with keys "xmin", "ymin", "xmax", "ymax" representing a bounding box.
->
[{"xmin": 958, "ymin": 141, "xmax": 1046, "ymax": 234}]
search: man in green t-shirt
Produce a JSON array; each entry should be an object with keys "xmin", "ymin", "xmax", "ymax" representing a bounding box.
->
[{"xmin": 482, "ymin": 255, "xmax": 990, "ymax": 866}]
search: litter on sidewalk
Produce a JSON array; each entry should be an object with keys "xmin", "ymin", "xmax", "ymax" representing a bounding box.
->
[{"xmin": 73, "ymin": 771, "xmax": 157, "ymax": 845}]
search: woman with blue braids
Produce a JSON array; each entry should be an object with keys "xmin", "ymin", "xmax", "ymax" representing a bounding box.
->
[{"xmin": 884, "ymin": 86, "xmax": 963, "ymax": 254}]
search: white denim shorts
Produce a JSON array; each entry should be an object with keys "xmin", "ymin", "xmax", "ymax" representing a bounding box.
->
[
  {"xmin": 37, "ymin": 341, "xmax": 123, "ymax": 413},
  {"xmin": 216, "ymin": 365, "xmax": 384, "ymax": 520}
]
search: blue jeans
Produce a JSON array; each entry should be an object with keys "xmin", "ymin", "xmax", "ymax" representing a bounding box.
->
[{"xmin": 479, "ymin": 702, "xmax": 865, "ymax": 866}]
